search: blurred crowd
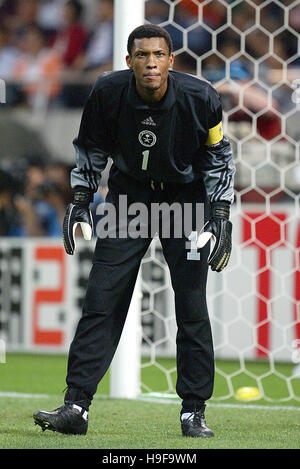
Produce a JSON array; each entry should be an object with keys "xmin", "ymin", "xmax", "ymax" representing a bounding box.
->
[
  {"xmin": 0, "ymin": 0, "xmax": 299, "ymax": 237},
  {"xmin": 0, "ymin": 0, "xmax": 114, "ymax": 107},
  {"xmin": 0, "ymin": 156, "xmax": 105, "ymax": 237}
]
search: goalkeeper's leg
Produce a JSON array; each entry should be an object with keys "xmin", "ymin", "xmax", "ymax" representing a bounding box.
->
[
  {"xmin": 33, "ymin": 234, "xmax": 150, "ymax": 433},
  {"xmin": 160, "ymin": 182, "xmax": 215, "ymax": 437},
  {"xmin": 65, "ymin": 233, "xmax": 151, "ymax": 407},
  {"xmin": 162, "ymin": 228, "xmax": 215, "ymax": 437}
]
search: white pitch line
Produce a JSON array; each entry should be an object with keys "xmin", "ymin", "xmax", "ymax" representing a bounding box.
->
[
  {"xmin": 0, "ymin": 391, "xmax": 50, "ymax": 398},
  {"xmin": 1, "ymin": 391, "xmax": 300, "ymax": 412},
  {"xmin": 138, "ymin": 397, "xmax": 300, "ymax": 412},
  {"xmin": 208, "ymin": 402, "xmax": 300, "ymax": 412}
]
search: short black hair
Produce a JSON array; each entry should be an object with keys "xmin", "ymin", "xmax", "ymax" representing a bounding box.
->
[{"xmin": 127, "ymin": 24, "xmax": 173, "ymax": 56}]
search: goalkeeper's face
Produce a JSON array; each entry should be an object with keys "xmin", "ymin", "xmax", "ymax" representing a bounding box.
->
[{"xmin": 126, "ymin": 37, "xmax": 174, "ymax": 101}]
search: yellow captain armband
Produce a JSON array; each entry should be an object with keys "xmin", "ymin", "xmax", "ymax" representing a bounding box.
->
[{"xmin": 205, "ymin": 121, "xmax": 223, "ymax": 146}]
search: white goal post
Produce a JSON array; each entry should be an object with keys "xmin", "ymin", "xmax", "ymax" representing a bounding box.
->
[{"xmin": 109, "ymin": 0, "xmax": 145, "ymax": 399}]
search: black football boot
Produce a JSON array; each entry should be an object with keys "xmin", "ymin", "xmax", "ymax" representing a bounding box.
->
[
  {"xmin": 181, "ymin": 405, "xmax": 214, "ymax": 438},
  {"xmin": 33, "ymin": 404, "xmax": 88, "ymax": 435}
]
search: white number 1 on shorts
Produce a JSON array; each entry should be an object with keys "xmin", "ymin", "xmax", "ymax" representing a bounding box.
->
[{"xmin": 187, "ymin": 231, "xmax": 200, "ymax": 260}]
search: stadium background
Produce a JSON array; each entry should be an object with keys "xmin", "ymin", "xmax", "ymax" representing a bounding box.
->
[{"xmin": 0, "ymin": 0, "xmax": 300, "ymax": 435}]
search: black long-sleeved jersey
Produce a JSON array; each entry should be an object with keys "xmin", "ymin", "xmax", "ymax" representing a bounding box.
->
[{"xmin": 71, "ymin": 69, "xmax": 235, "ymax": 203}]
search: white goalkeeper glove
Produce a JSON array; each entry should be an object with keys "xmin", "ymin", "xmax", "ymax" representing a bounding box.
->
[
  {"xmin": 197, "ymin": 201, "xmax": 232, "ymax": 272},
  {"xmin": 63, "ymin": 187, "xmax": 94, "ymax": 255}
]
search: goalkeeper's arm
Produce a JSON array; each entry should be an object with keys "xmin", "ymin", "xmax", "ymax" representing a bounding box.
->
[
  {"xmin": 63, "ymin": 76, "xmax": 111, "ymax": 255},
  {"xmin": 196, "ymin": 84, "xmax": 236, "ymax": 272},
  {"xmin": 197, "ymin": 134, "xmax": 235, "ymax": 271}
]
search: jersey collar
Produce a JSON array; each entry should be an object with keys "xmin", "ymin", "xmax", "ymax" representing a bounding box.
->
[{"xmin": 127, "ymin": 71, "xmax": 176, "ymax": 110}]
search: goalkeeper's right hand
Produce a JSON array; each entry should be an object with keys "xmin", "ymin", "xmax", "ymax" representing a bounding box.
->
[{"xmin": 63, "ymin": 187, "xmax": 94, "ymax": 255}]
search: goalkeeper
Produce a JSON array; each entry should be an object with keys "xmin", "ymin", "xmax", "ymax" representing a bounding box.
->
[{"xmin": 33, "ymin": 24, "xmax": 235, "ymax": 438}]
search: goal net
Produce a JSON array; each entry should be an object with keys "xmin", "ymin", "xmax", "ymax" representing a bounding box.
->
[{"xmin": 139, "ymin": 0, "xmax": 300, "ymax": 403}]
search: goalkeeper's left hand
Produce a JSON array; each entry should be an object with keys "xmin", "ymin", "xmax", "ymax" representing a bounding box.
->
[{"xmin": 197, "ymin": 201, "xmax": 232, "ymax": 272}]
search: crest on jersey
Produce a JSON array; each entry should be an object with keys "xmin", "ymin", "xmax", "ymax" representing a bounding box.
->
[{"xmin": 138, "ymin": 130, "xmax": 157, "ymax": 147}]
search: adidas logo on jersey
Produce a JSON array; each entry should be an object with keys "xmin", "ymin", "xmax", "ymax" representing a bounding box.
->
[{"xmin": 141, "ymin": 116, "xmax": 156, "ymax": 126}]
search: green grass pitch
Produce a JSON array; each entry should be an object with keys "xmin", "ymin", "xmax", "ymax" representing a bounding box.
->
[{"xmin": 0, "ymin": 353, "xmax": 299, "ymax": 449}]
